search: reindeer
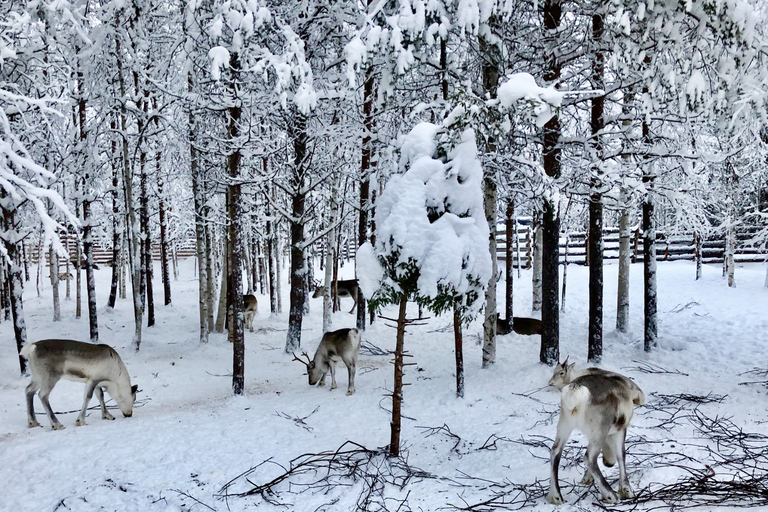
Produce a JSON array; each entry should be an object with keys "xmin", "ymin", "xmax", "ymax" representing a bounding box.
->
[
  {"xmin": 546, "ymin": 357, "xmax": 645, "ymax": 505},
  {"xmin": 293, "ymin": 328, "xmax": 361, "ymax": 395},
  {"xmin": 20, "ymin": 339, "xmax": 138, "ymax": 430},
  {"xmin": 312, "ymin": 279, "xmax": 359, "ymax": 314},
  {"xmin": 496, "ymin": 313, "xmax": 542, "ymax": 335},
  {"xmin": 243, "ymin": 294, "xmax": 258, "ymax": 332}
]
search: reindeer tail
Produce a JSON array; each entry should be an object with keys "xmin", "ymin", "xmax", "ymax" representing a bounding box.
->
[{"xmin": 19, "ymin": 343, "xmax": 36, "ymax": 360}]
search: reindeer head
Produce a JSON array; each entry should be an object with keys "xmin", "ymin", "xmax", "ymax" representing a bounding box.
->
[
  {"xmin": 292, "ymin": 351, "xmax": 326, "ymax": 386},
  {"xmin": 548, "ymin": 356, "xmax": 575, "ymax": 390}
]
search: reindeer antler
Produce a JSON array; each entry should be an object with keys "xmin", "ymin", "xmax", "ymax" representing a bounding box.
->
[{"xmin": 292, "ymin": 351, "xmax": 311, "ymax": 367}]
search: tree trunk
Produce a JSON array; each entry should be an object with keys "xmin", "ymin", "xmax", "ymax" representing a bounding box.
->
[
  {"xmin": 532, "ymin": 220, "xmax": 543, "ymax": 312},
  {"xmin": 587, "ymin": 11, "xmax": 604, "ymax": 362},
  {"xmin": 357, "ymin": 63, "xmax": 375, "ymax": 331},
  {"xmin": 285, "ymin": 112, "xmax": 309, "ymax": 354},
  {"xmin": 505, "ymin": 198, "xmax": 514, "ymax": 321},
  {"xmin": 108, "ymin": 116, "xmax": 121, "ymax": 310},
  {"xmin": 454, "ymin": 304, "xmax": 464, "ymax": 399},
  {"xmin": 389, "ymin": 294, "xmax": 408, "ymax": 458},
  {"xmin": 587, "ymin": 195, "xmax": 603, "ymax": 362},
  {"xmin": 226, "ymin": 52, "xmax": 246, "ymax": 394},
  {"xmin": 540, "ymin": 199, "xmax": 560, "ymax": 365},
  {"xmin": 322, "ymin": 181, "xmax": 340, "ymax": 333},
  {"xmin": 158, "ymin": 155, "xmax": 171, "ymax": 306},
  {"xmin": 116, "ymin": 9, "xmax": 143, "ymax": 350},
  {"xmin": 643, "ymin": 194, "xmax": 658, "ymax": 352},
  {"xmin": 480, "ymin": 23, "xmax": 500, "ymax": 369},
  {"xmin": 2, "ymin": 203, "xmax": 28, "ymax": 375},
  {"xmin": 50, "ymin": 246, "xmax": 60, "ymax": 321},
  {"xmin": 539, "ymin": 0, "xmax": 562, "ymax": 366},
  {"xmin": 561, "ymin": 232, "xmax": 568, "ymax": 312},
  {"xmin": 694, "ymin": 231, "xmax": 703, "ymax": 281},
  {"xmin": 215, "ymin": 243, "xmax": 228, "ymax": 333},
  {"xmin": 140, "ymin": 148, "xmax": 154, "ymax": 327},
  {"xmin": 616, "ymin": 191, "xmax": 631, "ymax": 333}
]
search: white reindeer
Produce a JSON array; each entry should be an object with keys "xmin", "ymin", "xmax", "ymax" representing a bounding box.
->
[
  {"xmin": 293, "ymin": 328, "xmax": 361, "ymax": 395},
  {"xmin": 547, "ymin": 358, "xmax": 645, "ymax": 504},
  {"xmin": 243, "ymin": 294, "xmax": 258, "ymax": 332},
  {"xmin": 21, "ymin": 339, "xmax": 138, "ymax": 430}
]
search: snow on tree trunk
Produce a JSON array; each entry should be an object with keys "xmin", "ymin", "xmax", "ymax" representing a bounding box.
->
[
  {"xmin": 115, "ymin": 9, "xmax": 143, "ymax": 350},
  {"xmin": 480, "ymin": 25, "xmax": 500, "ymax": 369},
  {"xmin": 694, "ymin": 231, "xmax": 703, "ymax": 281},
  {"xmin": 157, "ymin": 152, "xmax": 171, "ymax": 306},
  {"xmin": 616, "ymin": 192, "xmax": 631, "ymax": 333},
  {"xmin": 215, "ymin": 247, "xmax": 228, "ymax": 334},
  {"xmin": 141, "ymin": 152, "xmax": 155, "ymax": 328},
  {"xmin": 83, "ymin": 199, "xmax": 98, "ymax": 342},
  {"xmin": 285, "ymin": 113, "xmax": 308, "ymax": 354},
  {"xmin": 482, "ymin": 176, "xmax": 498, "ymax": 368},
  {"xmin": 323, "ymin": 182, "xmax": 340, "ymax": 334},
  {"xmin": 108, "ymin": 117, "xmax": 121, "ymax": 311},
  {"xmin": 643, "ymin": 194, "xmax": 658, "ymax": 352},
  {"xmin": 532, "ymin": 220, "xmax": 543, "ymax": 312}
]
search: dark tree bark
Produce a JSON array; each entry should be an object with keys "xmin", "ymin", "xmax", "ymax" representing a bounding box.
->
[
  {"xmin": 108, "ymin": 116, "xmax": 121, "ymax": 310},
  {"xmin": 227, "ymin": 52, "xmax": 246, "ymax": 395},
  {"xmin": 1, "ymin": 200, "xmax": 28, "ymax": 375},
  {"xmin": 588, "ymin": 11, "xmax": 604, "ymax": 363},
  {"xmin": 389, "ymin": 294, "xmax": 408, "ymax": 457},
  {"xmin": 285, "ymin": 112, "xmax": 308, "ymax": 354},
  {"xmin": 158, "ymin": 173, "xmax": 171, "ymax": 306},
  {"xmin": 505, "ymin": 197, "xmax": 514, "ymax": 321},
  {"xmin": 454, "ymin": 305, "xmax": 464, "ymax": 399},
  {"xmin": 357, "ymin": 63, "xmax": 375, "ymax": 331},
  {"xmin": 539, "ymin": 0, "xmax": 562, "ymax": 366}
]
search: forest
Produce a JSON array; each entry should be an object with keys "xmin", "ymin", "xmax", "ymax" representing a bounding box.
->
[{"xmin": 1, "ymin": 0, "xmax": 768, "ymax": 511}]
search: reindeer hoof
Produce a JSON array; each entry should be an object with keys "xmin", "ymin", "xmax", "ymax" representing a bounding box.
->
[
  {"xmin": 619, "ymin": 486, "xmax": 635, "ymax": 500},
  {"xmin": 75, "ymin": 418, "xmax": 86, "ymax": 427},
  {"xmin": 346, "ymin": 389, "xmax": 355, "ymax": 396},
  {"xmin": 546, "ymin": 491, "xmax": 564, "ymax": 505},
  {"xmin": 600, "ymin": 491, "xmax": 619, "ymax": 504},
  {"xmin": 580, "ymin": 472, "xmax": 594, "ymax": 486},
  {"xmin": 102, "ymin": 412, "xmax": 115, "ymax": 421},
  {"xmin": 28, "ymin": 419, "xmax": 41, "ymax": 428},
  {"xmin": 52, "ymin": 423, "xmax": 66, "ymax": 430}
]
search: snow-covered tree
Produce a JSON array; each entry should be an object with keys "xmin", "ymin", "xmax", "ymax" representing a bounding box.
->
[{"xmin": 358, "ymin": 119, "xmax": 491, "ymax": 456}]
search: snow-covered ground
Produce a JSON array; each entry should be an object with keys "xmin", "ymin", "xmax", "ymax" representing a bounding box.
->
[{"xmin": 1, "ymin": 258, "xmax": 767, "ymax": 512}]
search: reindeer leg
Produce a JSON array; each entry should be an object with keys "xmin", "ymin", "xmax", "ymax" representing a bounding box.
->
[
  {"xmin": 346, "ymin": 361, "xmax": 356, "ymax": 395},
  {"xmin": 76, "ymin": 380, "xmax": 99, "ymax": 426},
  {"xmin": 25, "ymin": 380, "xmax": 41, "ymax": 428},
  {"xmin": 547, "ymin": 416, "xmax": 572, "ymax": 505},
  {"xmin": 38, "ymin": 379, "xmax": 64, "ymax": 430},
  {"xmin": 585, "ymin": 440, "xmax": 619, "ymax": 503},
  {"xmin": 329, "ymin": 362, "xmax": 337, "ymax": 390},
  {"xmin": 616, "ymin": 429, "xmax": 634, "ymax": 499},
  {"xmin": 348, "ymin": 296, "xmax": 357, "ymax": 314},
  {"xmin": 96, "ymin": 386, "xmax": 115, "ymax": 421}
]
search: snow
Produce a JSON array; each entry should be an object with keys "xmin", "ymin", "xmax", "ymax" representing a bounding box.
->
[
  {"xmin": 208, "ymin": 46, "xmax": 230, "ymax": 80},
  {"xmin": 2, "ymin": 257, "xmax": 768, "ymax": 511}
]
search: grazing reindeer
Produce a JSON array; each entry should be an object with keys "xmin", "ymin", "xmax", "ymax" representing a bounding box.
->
[
  {"xmin": 496, "ymin": 313, "xmax": 543, "ymax": 336},
  {"xmin": 243, "ymin": 294, "xmax": 258, "ymax": 332},
  {"xmin": 547, "ymin": 358, "xmax": 645, "ymax": 504},
  {"xmin": 312, "ymin": 279, "xmax": 359, "ymax": 314},
  {"xmin": 293, "ymin": 328, "xmax": 361, "ymax": 395},
  {"xmin": 20, "ymin": 339, "xmax": 138, "ymax": 430}
]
